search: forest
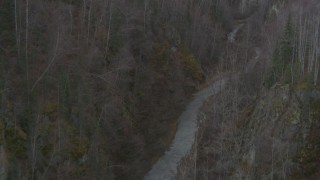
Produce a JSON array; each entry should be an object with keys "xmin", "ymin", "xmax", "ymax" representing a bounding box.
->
[{"xmin": 0, "ymin": 0, "xmax": 319, "ymax": 179}]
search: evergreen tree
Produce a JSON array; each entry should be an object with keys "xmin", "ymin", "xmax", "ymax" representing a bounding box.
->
[
  {"xmin": 267, "ymin": 15, "xmax": 295, "ymax": 86},
  {"xmin": 280, "ymin": 15, "xmax": 294, "ymax": 65}
]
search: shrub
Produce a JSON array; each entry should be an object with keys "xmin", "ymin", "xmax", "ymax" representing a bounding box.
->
[
  {"xmin": 5, "ymin": 127, "xmax": 27, "ymax": 160},
  {"xmin": 69, "ymin": 136, "xmax": 89, "ymax": 161},
  {"xmin": 44, "ymin": 101, "xmax": 58, "ymax": 114},
  {"xmin": 180, "ymin": 48, "xmax": 204, "ymax": 81}
]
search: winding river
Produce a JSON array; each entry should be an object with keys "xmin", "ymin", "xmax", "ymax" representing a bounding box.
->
[{"xmin": 144, "ymin": 78, "xmax": 227, "ymax": 180}]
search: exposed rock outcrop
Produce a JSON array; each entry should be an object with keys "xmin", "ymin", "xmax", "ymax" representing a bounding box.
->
[{"xmin": 177, "ymin": 82, "xmax": 320, "ymax": 179}]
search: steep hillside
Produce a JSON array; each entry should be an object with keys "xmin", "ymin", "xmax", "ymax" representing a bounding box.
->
[
  {"xmin": 0, "ymin": 0, "xmax": 243, "ymax": 179},
  {"xmin": 177, "ymin": 0, "xmax": 320, "ymax": 179},
  {"xmin": 178, "ymin": 79, "xmax": 320, "ymax": 179}
]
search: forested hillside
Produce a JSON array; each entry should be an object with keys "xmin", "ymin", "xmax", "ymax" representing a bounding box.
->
[
  {"xmin": 176, "ymin": 0, "xmax": 320, "ymax": 179},
  {"xmin": 1, "ymin": 0, "xmax": 319, "ymax": 179},
  {"xmin": 0, "ymin": 0, "xmax": 229, "ymax": 179}
]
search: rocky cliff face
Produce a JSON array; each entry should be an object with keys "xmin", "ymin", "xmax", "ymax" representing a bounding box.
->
[
  {"xmin": 231, "ymin": 83, "xmax": 320, "ymax": 179},
  {"xmin": 177, "ymin": 81, "xmax": 320, "ymax": 179}
]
